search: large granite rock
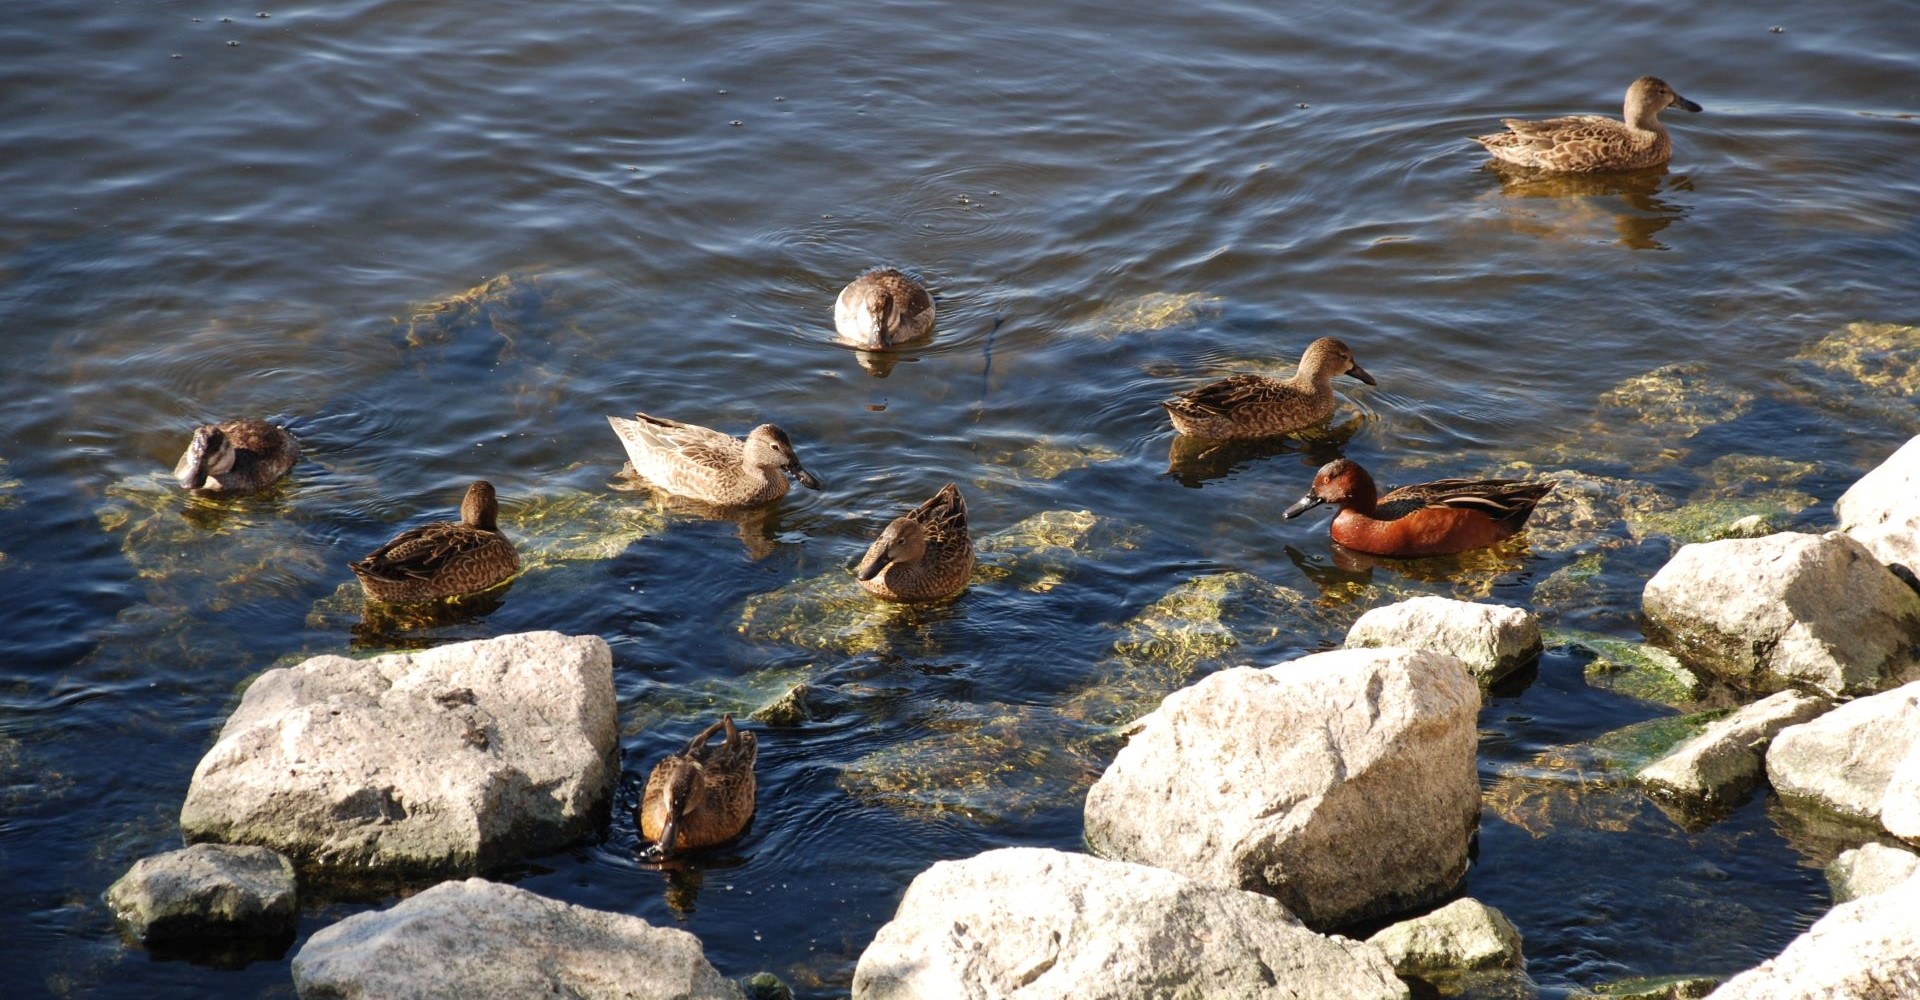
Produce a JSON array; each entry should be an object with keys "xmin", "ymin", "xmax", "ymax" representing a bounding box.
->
[
  {"xmin": 292, "ymin": 878, "xmax": 742, "ymax": 999},
  {"xmin": 1829, "ymin": 842, "xmax": 1920, "ymax": 904},
  {"xmin": 1635, "ymin": 690, "xmax": 1831, "ymax": 808},
  {"xmin": 1642, "ymin": 531, "xmax": 1920, "ymax": 697},
  {"xmin": 849, "ymin": 847, "xmax": 1407, "ymax": 1000},
  {"xmin": 105, "ymin": 843, "xmax": 296, "ymax": 946},
  {"xmin": 1084, "ymin": 648, "xmax": 1480, "ymax": 928},
  {"xmin": 1710, "ymin": 871, "xmax": 1920, "ymax": 999},
  {"xmin": 1767, "ymin": 680, "xmax": 1920, "ymax": 837},
  {"xmin": 181, "ymin": 632, "xmax": 617, "ymax": 886},
  {"xmin": 1345, "ymin": 597, "xmax": 1540, "ymax": 688},
  {"xmin": 1365, "ymin": 897, "xmax": 1524, "ymax": 986},
  {"xmin": 1837, "ymin": 434, "xmax": 1920, "ymax": 585}
]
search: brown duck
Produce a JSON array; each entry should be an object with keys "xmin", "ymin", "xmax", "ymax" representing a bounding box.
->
[
  {"xmin": 856, "ymin": 483, "xmax": 974, "ymax": 603},
  {"xmin": 834, "ymin": 267, "xmax": 935, "ymax": 350},
  {"xmin": 1284, "ymin": 458, "xmax": 1555, "ymax": 557},
  {"xmin": 350, "ymin": 480, "xmax": 519, "ymax": 602},
  {"xmin": 1473, "ymin": 76, "xmax": 1703, "ymax": 173},
  {"xmin": 639, "ymin": 714, "xmax": 759, "ymax": 859},
  {"xmin": 1163, "ymin": 337, "xmax": 1375, "ymax": 440},
  {"xmin": 173, "ymin": 419, "xmax": 300, "ymax": 495}
]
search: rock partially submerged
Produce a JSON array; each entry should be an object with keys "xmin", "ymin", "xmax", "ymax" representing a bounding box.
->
[
  {"xmin": 1828, "ymin": 842, "xmax": 1920, "ymax": 904},
  {"xmin": 1345, "ymin": 597, "xmax": 1540, "ymax": 688},
  {"xmin": 180, "ymin": 632, "xmax": 617, "ymax": 889},
  {"xmin": 1084, "ymin": 648, "xmax": 1480, "ymax": 928},
  {"xmin": 292, "ymin": 878, "xmax": 742, "ymax": 1000},
  {"xmin": 837, "ymin": 703, "xmax": 1101, "ymax": 824},
  {"xmin": 1550, "ymin": 630, "xmax": 1704, "ymax": 707},
  {"xmin": 1836, "ymin": 434, "xmax": 1920, "ymax": 586},
  {"xmin": 1642, "ymin": 531, "xmax": 1920, "ymax": 697},
  {"xmin": 1075, "ymin": 291, "xmax": 1223, "ymax": 339},
  {"xmin": 1767, "ymin": 680, "xmax": 1920, "ymax": 840},
  {"xmin": 1710, "ymin": 871, "xmax": 1920, "ymax": 999},
  {"xmin": 1489, "ymin": 465, "xmax": 1675, "ymax": 555},
  {"xmin": 1485, "ymin": 712, "xmax": 1725, "ymax": 837},
  {"xmin": 1635, "ymin": 689, "xmax": 1831, "ymax": 811},
  {"xmin": 105, "ymin": 843, "xmax": 296, "ymax": 949},
  {"xmin": 1792, "ymin": 321, "xmax": 1920, "ymax": 433},
  {"xmin": 1365, "ymin": 897, "xmax": 1525, "ymax": 989},
  {"xmin": 849, "ymin": 847, "xmax": 1407, "ymax": 1000}
]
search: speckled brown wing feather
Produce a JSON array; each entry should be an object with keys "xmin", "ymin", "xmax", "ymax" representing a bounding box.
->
[
  {"xmin": 353, "ymin": 521, "xmax": 507, "ymax": 583},
  {"xmin": 908, "ymin": 482, "xmax": 969, "ymax": 552},
  {"xmin": 1167, "ymin": 374, "xmax": 1297, "ymax": 416},
  {"xmin": 1377, "ymin": 478, "xmax": 1556, "ymax": 530}
]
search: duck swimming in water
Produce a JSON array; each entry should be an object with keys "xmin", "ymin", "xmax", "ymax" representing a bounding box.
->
[
  {"xmin": 834, "ymin": 268, "xmax": 935, "ymax": 351},
  {"xmin": 350, "ymin": 480, "xmax": 519, "ymax": 602},
  {"xmin": 1163, "ymin": 337, "xmax": 1375, "ymax": 440},
  {"xmin": 1472, "ymin": 76, "xmax": 1702, "ymax": 173},
  {"xmin": 638, "ymin": 714, "xmax": 758, "ymax": 859},
  {"xmin": 173, "ymin": 419, "xmax": 300, "ymax": 495},
  {"xmin": 1284, "ymin": 459, "xmax": 1555, "ymax": 557},
  {"xmin": 607, "ymin": 412, "xmax": 823, "ymax": 508},
  {"xmin": 856, "ymin": 483, "xmax": 974, "ymax": 603}
]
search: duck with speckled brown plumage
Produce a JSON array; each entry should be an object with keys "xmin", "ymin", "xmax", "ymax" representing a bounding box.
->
[
  {"xmin": 1283, "ymin": 458, "xmax": 1555, "ymax": 557},
  {"xmin": 1473, "ymin": 76, "xmax": 1702, "ymax": 173},
  {"xmin": 608, "ymin": 412, "xmax": 823, "ymax": 508},
  {"xmin": 1163, "ymin": 337, "xmax": 1375, "ymax": 440},
  {"xmin": 834, "ymin": 268, "xmax": 935, "ymax": 351},
  {"xmin": 639, "ymin": 714, "xmax": 758, "ymax": 860},
  {"xmin": 350, "ymin": 480, "xmax": 519, "ymax": 603},
  {"xmin": 173, "ymin": 419, "xmax": 300, "ymax": 495},
  {"xmin": 856, "ymin": 483, "xmax": 974, "ymax": 603}
]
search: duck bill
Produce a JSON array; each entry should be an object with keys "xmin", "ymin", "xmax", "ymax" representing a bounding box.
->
[
  {"xmin": 1345, "ymin": 362, "xmax": 1377, "ymax": 386},
  {"xmin": 1674, "ymin": 94, "xmax": 1702, "ymax": 113},
  {"xmin": 789, "ymin": 464, "xmax": 823, "ymax": 490},
  {"xmin": 855, "ymin": 548, "xmax": 888, "ymax": 582},
  {"xmin": 174, "ymin": 430, "xmax": 215, "ymax": 489},
  {"xmin": 1283, "ymin": 493, "xmax": 1328, "ymax": 519}
]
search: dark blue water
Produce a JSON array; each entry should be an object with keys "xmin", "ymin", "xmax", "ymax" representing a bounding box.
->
[{"xmin": 3, "ymin": 0, "xmax": 1917, "ymax": 995}]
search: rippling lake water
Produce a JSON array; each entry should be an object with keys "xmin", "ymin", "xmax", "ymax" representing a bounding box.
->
[{"xmin": 3, "ymin": 0, "xmax": 1918, "ymax": 995}]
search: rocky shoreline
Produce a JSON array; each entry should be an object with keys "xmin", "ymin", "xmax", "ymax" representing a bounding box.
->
[{"xmin": 106, "ymin": 433, "xmax": 1920, "ymax": 998}]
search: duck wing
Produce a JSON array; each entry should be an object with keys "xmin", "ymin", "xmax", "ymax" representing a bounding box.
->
[
  {"xmin": 1166, "ymin": 374, "xmax": 1295, "ymax": 416},
  {"xmin": 1378, "ymin": 478, "xmax": 1557, "ymax": 529},
  {"xmin": 1501, "ymin": 115, "xmax": 1620, "ymax": 146},
  {"xmin": 907, "ymin": 483, "xmax": 969, "ymax": 547}
]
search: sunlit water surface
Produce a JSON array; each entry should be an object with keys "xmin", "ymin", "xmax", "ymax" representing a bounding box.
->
[{"xmin": 2, "ymin": 0, "xmax": 1917, "ymax": 996}]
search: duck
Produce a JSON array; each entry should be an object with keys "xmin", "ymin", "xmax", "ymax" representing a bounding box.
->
[
  {"xmin": 1283, "ymin": 458, "xmax": 1555, "ymax": 557},
  {"xmin": 1472, "ymin": 76, "xmax": 1703, "ymax": 173},
  {"xmin": 1163, "ymin": 337, "xmax": 1376, "ymax": 440},
  {"xmin": 607, "ymin": 412, "xmax": 823, "ymax": 507},
  {"xmin": 638, "ymin": 714, "xmax": 758, "ymax": 859},
  {"xmin": 350, "ymin": 480, "xmax": 519, "ymax": 602},
  {"xmin": 172, "ymin": 419, "xmax": 300, "ymax": 495},
  {"xmin": 834, "ymin": 268, "xmax": 935, "ymax": 350},
  {"xmin": 856, "ymin": 482, "xmax": 975, "ymax": 603}
]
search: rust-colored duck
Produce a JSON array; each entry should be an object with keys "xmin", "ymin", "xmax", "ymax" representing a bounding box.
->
[
  {"xmin": 173, "ymin": 419, "xmax": 300, "ymax": 495},
  {"xmin": 1284, "ymin": 458, "xmax": 1555, "ymax": 557},
  {"xmin": 856, "ymin": 483, "xmax": 974, "ymax": 603},
  {"xmin": 639, "ymin": 714, "xmax": 759, "ymax": 859},
  {"xmin": 1163, "ymin": 337, "xmax": 1375, "ymax": 440},
  {"xmin": 350, "ymin": 480, "xmax": 519, "ymax": 602}
]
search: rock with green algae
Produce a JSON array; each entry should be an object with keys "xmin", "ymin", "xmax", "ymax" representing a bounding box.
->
[
  {"xmin": 621, "ymin": 665, "xmax": 820, "ymax": 738},
  {"xmin": 1796, "ymin": 320, "xmax": 1920, "ymax": 399},
  {"xmin": 1550, "ymin": 629, "xmax": 1704, "ymax": 707},
  {"xmin": 837, "ymin": 703, "xmax": 1104, "ymax": 824},
  {"xmin": 1483, "ymin": 710, "xmax": 1728, "ymax": 837},
  {"xmin": 1489, "ymin": 464, "xmax": 1676, "ymax": 554},
  {"xmin": 501, "ymin": 487, "xmax": 668, "ymax": 572},
  {"xmin": 1577, "ymin": 974, "xmax": 1720, "ymax": 999},
  {"xmin": 738, "ymin": 510, "xmax": 1143, "ymax": 654},
  {"xmin": 1696, "ymin": 454, "xmax": 1822, "ymax": 497},
  {"xmin": 1626, "ymin": 495, "xmax": 1809, "ymax": 544},
  {"xmin": 1075, "ymin": 291, "xmax": 1223, "ymax": 339},
  {"xmin": 1593, "ymin": 363, "xmax": 1755, "ymax": 439},
  {"xmin": 1531, "ymin": 552, "xmax": 1610, "ymax": 617},
  {"xmin": 394, "ymin": 270, "xmax": 563, "ymax": 357},
  {"xmin": 95, "ymin": 475, "xmax": 334, "ymax": 613},
  {"xmin": 982, "ymin": 439, "xmax": 1123, "ymax": 481}
]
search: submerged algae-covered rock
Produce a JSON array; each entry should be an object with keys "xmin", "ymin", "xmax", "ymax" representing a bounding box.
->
[
  {"xmin": 1488, "ymin": 464, "xmax": 1676, "ymax": 554},
  {"xmin": 1074, "ymin": 291, "xmax": 1223, "ymax": 339},
  {"xmin": 97, "ymin": 475, "xmax": 334, "ymax": 613},
  {"xmin": 622, "ymin": 664, "xmax": 820, "ymax": 738},
  {"xmin": 503, "ymin": 487, "xmax": 669, "ymax": 572},
  {"xmin": 1626, "ymin": 495, "xmax": 1810, "ymax": 545},
  {"xmin": 0, "ymin": 455, "xmax": 19, "ymax": 511},
  {"xmin": 1579, "ymin": 974, "xmax": 1721, "ymax": 999},
  {"xmin": 974, "ymin": 509, "xmax": 1144, "ymax": 592},
  {"xmin": 1790, "ymin": 321, "xmax": 1920, "ymax": 431},
  {"xmin": 1594, "ymin": 363, "xmax": 1755, "ymax": 438},
  {"xmin": 982, "ymin": 438, "xmax": 1123, "ymax": 482},
  {"xmin": 1483, "ymin": 711, "xmax": 1727, "ymax": 837},
  {"xmin": 394, "ymin": 271, "xmax": 564, "ymax": 358},
  {"xmin": 1549, "ymin": 629, "xmax": 1704, "ymax": 707},
  {"xmin": 838, "ymin": 703, "xmax": 1103, "ymax": 824},
  {"xmin": 1695, "ymin": 454, "xmax": 1822, "ymax": 498}
]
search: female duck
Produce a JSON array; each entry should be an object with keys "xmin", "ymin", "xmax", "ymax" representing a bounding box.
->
[
  {"xmin": 1283, "ymin": 458, "xmax": 1555, "ymax": 557},
  {"xmin": 856, "ymin": 483, "xmax": 974, "ymax": 603},
  {"xmin": 607, "ymin": 412, "xmax": 823, "ymax": 507},
  {"xmin": 1163, "ymin": 337, "xmax": 1375, "ymax": 440},
  {"xmin": 639, "ymin": 714, "xmax": 758, "ymax": 859},
  {"xmin": 834, "ymin": 268, "xmax": 935, "ymax": 350},
  {"xmin": 173, "ymin": 419, "xmax": 300, "ymax": 495},
  {"xmin": 1473, "ymin": 76, "xmax": 1703, "ymax": 172},
  {"xmin": 350, "ymin": 480, "xmax": 519, "ymax": 602}
]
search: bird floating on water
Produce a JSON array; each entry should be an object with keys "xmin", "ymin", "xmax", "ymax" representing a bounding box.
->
[
  {"xmin": 173, "ymin": 419, "xmax": 300, "ymax": 495},
  {"xmin": 638, "ymin": 714, "xmax": 758, "ymax": 860},
  {"xmin": 856, "ymin": 483, "xmax": 975, "ymax": 603},
  {"xmin": 607, "ymin": 411, "xmax": 823, "ymax": 507},
  {"xmin": 1284, "ymin": 458, "xmax": 1555, "ymax": 557},
  {"xmin": 1472, "ymin": 76, "xmax": 1702, "ymax": 172},
  {"xmin": 1163, "ymin": 337, "xmax": 1376, "ymax": 440},
  {"xmin": 350, "ymin": 480, "xmax": 520, "ymax": 602},
  {"xmin": 834, "ymin": 268, "xmax": 935, "ymax": 351}
]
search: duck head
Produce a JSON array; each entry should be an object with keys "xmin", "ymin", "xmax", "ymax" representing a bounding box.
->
[
  {"xmin": 1284, "ymin": 458, "xmax": 1379, "ymax": 518},
  {"xmin": 1300, "ymin": 337, "xmax": 1376, "ymax": 386},
  {"xmin": 648, "ymin": 757, "xmax": 702, "ymax": 859},
  {"xmin": 460, "ymin": 480, "xmax": 501, "ymax": 531},
  {"xmin": 837, "ymin": 282, "xmax": 900, "ymax": 350},
  {"xmin": 856, "ymin": 515, "xmax": 927, "ymax": 581},
  {"xmin": 174, "ymin": 424, "xmax": 237, "ymax": 490},
  {"xmin": 745, "ymin": 424, "xmax": 823, "ymax": 490},
  {"xmin": 1625, "ymin": 76, "xmax": 1702, "ymax": 125}
]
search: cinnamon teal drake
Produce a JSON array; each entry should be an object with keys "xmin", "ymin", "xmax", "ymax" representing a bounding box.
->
[
  {"xmin": 834, "ymin": 268, "xmax": 935, "ymax": 350},
  {"xmin": 1283, "ymin": 458, "xmax": 1555, "ymax": 557},
  {"xmin": 350, "ymin": 480, "xmax": 519, "ymax": 602},
  {"xmin": 607, "ymin": 412, "xmax": 823, "ymax": 507},
  {"xmin": 1473, "ymin": 76, "xmax": 1702, "ymax": 173},
  {"xmin": 639, "ymin": 714, "xmax": 758, "ymax": 859},
  {"xmin": 1163, "ymin": 337, "xmax": 1375, "ymax": 440},
  {"xmin": 856, "ymin": 482, "xmax": 974, "ymax": 603},
  {"xmin": 173, "ymin": 419, "xmax": 300, "ymax": 495}
]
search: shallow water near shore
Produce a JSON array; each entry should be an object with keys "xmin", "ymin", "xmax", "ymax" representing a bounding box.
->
[{"xmin": 3, "ymin": 0, "xmax": 1918, "ymax": 995}]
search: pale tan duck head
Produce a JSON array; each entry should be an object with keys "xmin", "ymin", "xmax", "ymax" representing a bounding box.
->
[
  {"xmin": 743, "ymin": 424, "xmax": 823, "ymax": 490},
  {"xmin": 1298, "ymin": 337, "xmax": 1377, "ymax": 386},
  {"xmin": 1623, "ymin": 76, "xmax": 1702, "ymax": 129},
  {"xmin": 856, "ymin": 516, "xmax": 927, "ymax": 583}
]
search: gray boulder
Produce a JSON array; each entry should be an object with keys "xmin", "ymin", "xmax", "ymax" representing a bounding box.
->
[
  {"xmin": 1084, "ymin": 648, "xmax": 1480, "ymax": 928},
  {"xmin": 1641, "ymin": 531, "xmax": 1920, "ymax": 697},
  {"xmin": 105, "ymin": 843, "xmax": 296, "ymax": 945},
  {"xmin": 1710, "ymin": 871, "xmax": 1920, "ymax": 998},
  {"xmin": 1635, "ymin": 689, "xmax": 1831, "ymax": 807},
  {"xmin": 1829, "ymin": 842, "xmax": 1920, "ymax": 904},
  {"xmin": 849, "ymin": 847, "xmax": 1407, "ymax": 1000},
  {"xmin": 1365, "ymin": 897, "xmax": 1524, "ymax": 986},
  {"xmin": 1837, "ymin": 434, "xmax": 1920, "ymax": 585},
  {"xmin": 292, "ymin": 878, "xmax": 741, "ymax": 999},
  {"xmin": 1345, "ymin": 597, "xmax": 1540, "ymax": 688},
  {"xmin": 1768, "ymin": 680, "xmax": 1920, "ymax": 835},
  {"xmin": 181, "ymin": 632, "xmax": 617, "ymax": 886}
]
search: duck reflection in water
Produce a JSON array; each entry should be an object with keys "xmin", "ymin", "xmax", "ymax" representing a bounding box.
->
[
  {"xmin": 1484, "ymin": 162, "xmax": 1693, "ymax": 250},
  {"xmin": 1165, "ymin": 415, "xmax": 1361, "ymax": 487},
  {"xmin": 349, "ymin": 583, "xmax": 512, "ymax": 648}
]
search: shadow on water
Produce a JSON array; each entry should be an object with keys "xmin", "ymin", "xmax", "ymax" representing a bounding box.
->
[
  {"xmin": 1164, "ymin": 416, "xmax": 1363, "ymax": 487},
  {"xmin": 1482, "ymin": 162, "xmax": 1693, "ymax": 250}
]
